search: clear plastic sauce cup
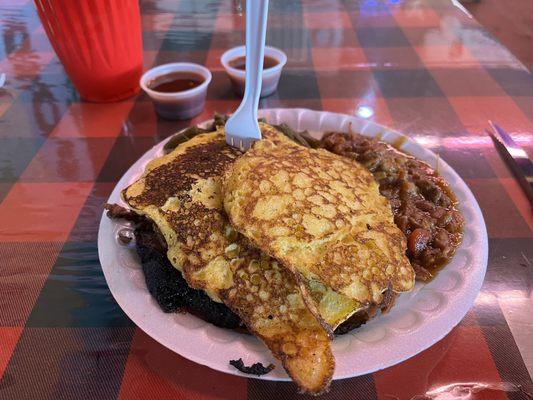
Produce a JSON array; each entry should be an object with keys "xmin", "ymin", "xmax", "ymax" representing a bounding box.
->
[
  {"xmin": 221, "ymin": 46, "xmax": 287, "ymax": 98},
  {"xmin": 140, "ymin": 63, "xmax": 212, "ymax": 120}
]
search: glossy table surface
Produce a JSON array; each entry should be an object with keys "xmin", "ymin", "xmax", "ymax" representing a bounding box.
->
[{"xmin": 0, "ymin": 0, "xmax": 532, "ymax": 399}]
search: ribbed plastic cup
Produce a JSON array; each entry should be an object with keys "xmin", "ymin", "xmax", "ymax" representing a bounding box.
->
[{"xmin": 35, "ymin": 0, "xmax": 143, "ymax": 102}]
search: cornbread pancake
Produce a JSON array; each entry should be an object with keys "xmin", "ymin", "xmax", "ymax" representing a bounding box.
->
[
  {"xmin": 223, "ymin": 124, "xmax": 415, "ymax": 312},
  {"xmin": 123, "ymin": 132, "xmax": 239, "ymax": 299},
  {"xmin": 122, "ymin": 131, "xmax": 334, "ymax": 394}
]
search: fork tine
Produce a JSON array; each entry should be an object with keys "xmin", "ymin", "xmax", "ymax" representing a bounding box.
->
[
  {"xmin": 245, "ymin": 138, "xmax": 253, "ymax": 150},
  {"xmin": 225, "ymin": 135, "xmax": 258, "ymax": 151}
]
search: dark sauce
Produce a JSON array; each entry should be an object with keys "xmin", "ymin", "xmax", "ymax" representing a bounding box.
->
[
  {"xmin": 228, "ymin": 55, "xmax": 279, "ymax": 70},
  {"xmin": 149, "ymin": 72, "xmax": 204, "ymax": 93}
]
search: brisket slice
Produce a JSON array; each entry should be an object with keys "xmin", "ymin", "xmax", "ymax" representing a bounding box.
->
[
  {"xmin": 107, "ymin": 204, "xmax": 244, "ymax": 330},
  {"xmin": 135, "ymin": 219, "xmax": 245, "ymax": 330}
]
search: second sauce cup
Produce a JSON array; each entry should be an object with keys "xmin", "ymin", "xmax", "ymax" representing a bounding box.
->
[{"xmin": 221, "ymin": 46, "xmax": 287, "ymax": 98}]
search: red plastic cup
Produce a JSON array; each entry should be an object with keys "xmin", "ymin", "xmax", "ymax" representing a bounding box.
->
[{"xmin": 34, "ymin": 0, "xmax": 143, "ymax": 102}]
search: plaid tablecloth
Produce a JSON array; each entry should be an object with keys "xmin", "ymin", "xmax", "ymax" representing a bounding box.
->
[{"xmin": 1, "ymin": 0, "xmax": 532, "ymax": 398}]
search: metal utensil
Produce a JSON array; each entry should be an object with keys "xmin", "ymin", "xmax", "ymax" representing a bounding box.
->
[
  {"xmin": 225, "ymin": 0, "xmax": 269, "ymax": 151},
  {"xmin": 486, "ymin": 120, "xmax": 533, "ymax": 206}
]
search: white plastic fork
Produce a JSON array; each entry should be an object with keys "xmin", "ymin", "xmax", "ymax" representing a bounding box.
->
[{"xmin": 225, "ymin": 0, "xmax": 269, "ymax": 151}]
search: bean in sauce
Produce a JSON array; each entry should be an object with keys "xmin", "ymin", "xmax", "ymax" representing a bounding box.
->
[{"xmin": 320, "ymin": 132, "xmax": 464, "ymax": 281}]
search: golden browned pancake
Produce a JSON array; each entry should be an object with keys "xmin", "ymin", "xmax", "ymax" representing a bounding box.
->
[
  {"xmin": 122, "ymin": 131, "xmax": 333, "ymax": 394},
  {"xmin": 223, "ymin": 125, "xmax": 415, "ymax": 314}
]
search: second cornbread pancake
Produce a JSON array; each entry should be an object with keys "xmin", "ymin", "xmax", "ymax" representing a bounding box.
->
[
  {"xmin": 223, "ymin": 124, "xmax": 415, "ymax": 309},
  {"xmin": 122, "ymin": 131, "xmax": 334, "ymax": 394}
]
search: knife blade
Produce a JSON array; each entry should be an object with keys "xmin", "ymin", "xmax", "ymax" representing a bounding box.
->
[{"xmin": 487, "ymin": 121, "xmax": 533, "ymax": 207}]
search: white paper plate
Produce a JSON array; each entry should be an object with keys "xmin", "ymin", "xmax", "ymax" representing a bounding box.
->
[{"xmin": 98, "ymin": 108, "xmax": 487, "ymax": 380}]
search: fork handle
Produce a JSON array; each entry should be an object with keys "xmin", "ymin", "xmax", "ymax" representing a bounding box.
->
[{"xmin": 242, "ymin": 0, "xmax": 269, "ymax": 120}]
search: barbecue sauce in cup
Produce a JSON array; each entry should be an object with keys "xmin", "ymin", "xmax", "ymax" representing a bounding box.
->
[
  {"xmin": 149, "ymin": 72, "xmax": 204, "ymax": 93},
  {"xmin": 140, "ymin": 63, "xmax": 212, "ymax": 120},
  {"xmin": 228, "ymin": 55, "xmax": 279, "ymax": 71}
]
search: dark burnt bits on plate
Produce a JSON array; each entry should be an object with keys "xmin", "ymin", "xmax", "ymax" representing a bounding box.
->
[
  {"xmin": 229, "ymin": 358, "xmax": 275, "ymax": 376},
  {"xmin": 320, "ymin": 132, "xmax": 464, "ymax": 281}
]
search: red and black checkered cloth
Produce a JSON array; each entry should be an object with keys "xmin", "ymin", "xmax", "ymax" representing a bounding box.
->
[{"xmin": 0, "ymin": 0, "xmax": 532, "ymax": 398}]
